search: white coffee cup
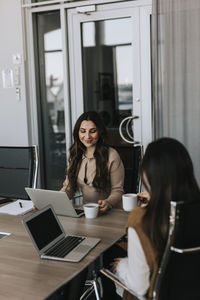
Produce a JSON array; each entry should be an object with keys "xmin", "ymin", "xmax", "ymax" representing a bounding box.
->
[
  {"xmin": 83, "ymin": 203, "xmax": 99, "ymax": 219},
  {"xmin": 122, "ymin": 193, "xmax": 138, "ymax": 212}
]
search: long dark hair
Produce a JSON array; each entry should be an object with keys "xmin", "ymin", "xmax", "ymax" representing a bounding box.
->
[
  {"xmin": 140, "ymin": 137, "xmax": 200, "ymax": 259},
  {"xmin": 67, "ymin": 111, "xmax": 110, "ymax": 194}
]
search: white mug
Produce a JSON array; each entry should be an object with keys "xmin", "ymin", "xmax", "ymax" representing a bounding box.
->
[
  {"xmin": 122, "ymin": 193, "xmax": 138, "ymax": 212},
  {"xmin": 83, "ymin": 203, "xmax": 99, "ymax": 219}
]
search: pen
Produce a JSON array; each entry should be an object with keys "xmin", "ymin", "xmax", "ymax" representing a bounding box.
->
[{"xmin": 19, "ymin": 202, "xmax": 23, "ymax": 208}]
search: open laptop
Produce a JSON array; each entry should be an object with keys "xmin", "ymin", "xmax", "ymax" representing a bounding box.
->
[
  {"xmin": 22, "ymin": 204, "xmax": 100, "ymax": 262},
  {"xmin": 25, "ymin": 188, "xmax": 84, "ymax": 218}
]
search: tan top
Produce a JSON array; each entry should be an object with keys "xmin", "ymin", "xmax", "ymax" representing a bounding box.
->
[
  {"xmin": 61, "ymin": 147, "xmax": 124, "ymax": 208},
  {"xmin": 123, "ymin": 207, "xmax": 159, "ymax": 300}
]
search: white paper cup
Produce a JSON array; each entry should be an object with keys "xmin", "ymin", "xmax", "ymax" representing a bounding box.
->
[
  {"xmin": 84, "ymin": 203, "xmax": 99, "ymax": 219},
  {"xmin": 122, "ymin": 193, "xmax": 138, "ymax": 212}
]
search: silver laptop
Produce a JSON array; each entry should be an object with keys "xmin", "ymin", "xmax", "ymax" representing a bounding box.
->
[
  {"xmin": 22, "ymin": 204, "xmax": 100, "ymax": 262},
  {"xmin": 25, "ymin": 188, "xmax": 84, "ymax": 218}
]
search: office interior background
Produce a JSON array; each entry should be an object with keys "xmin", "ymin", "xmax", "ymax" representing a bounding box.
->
[{"xmin": 1, "ymin": 0, "xmax": 200, "ymax": 190}]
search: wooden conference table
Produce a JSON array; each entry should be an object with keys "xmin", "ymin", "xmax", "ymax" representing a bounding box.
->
[{"xmin": 0, "ymin": 208, "xmax": 128, "ymax": 300}]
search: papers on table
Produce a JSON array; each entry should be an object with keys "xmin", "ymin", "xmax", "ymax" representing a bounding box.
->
[{"xmin": 0, "ymin": 200, "xmax": 33, "ymax": 216}]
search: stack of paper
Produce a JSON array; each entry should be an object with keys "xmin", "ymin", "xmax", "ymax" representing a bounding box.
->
[{"xmin": 0, "ymin": 200, "xmax": 33, "ymax": 216}]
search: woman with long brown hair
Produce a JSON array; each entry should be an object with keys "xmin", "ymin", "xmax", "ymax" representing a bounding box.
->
[
  {"xmin": 112, "ymin": 137, "xmax": 200, "ymax": 300},
  {"xmin": 61, "ymin": 110, "xmax": 124, "ymax": 212}
]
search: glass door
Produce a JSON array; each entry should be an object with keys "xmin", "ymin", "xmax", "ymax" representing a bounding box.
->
[
  {"xmin": 81, "ymin": 18, "xmax": 134, "ymax": 145},
  {"xmin": 30, "ymin": 0, "xmax": 151, "ymax": 192},
  {"xmin": 67, "ymin": 1, "xmax": 152, "ymax": 149},
  {"xmin": 33, "ymin": 11, "xmax": 66, "ymax": 190}
]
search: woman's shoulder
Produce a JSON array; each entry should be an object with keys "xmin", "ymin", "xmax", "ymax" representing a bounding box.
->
[
  {"xmin": 108, "ymin": 147, "xmax": 121, "ymax": 161},
  {"xmin": 127, "ymin": 206, "xmax": 147, "ymax": 228}
]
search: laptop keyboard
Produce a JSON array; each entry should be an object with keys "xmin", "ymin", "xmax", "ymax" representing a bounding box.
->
[{"xmin": 45, "ymin": 236, "xmax": 85, "ymax": 258}]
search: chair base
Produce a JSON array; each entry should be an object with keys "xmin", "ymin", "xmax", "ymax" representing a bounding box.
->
[{"xmin": 80, "ymin": 277, "xmax": 102, "ymax": 300}]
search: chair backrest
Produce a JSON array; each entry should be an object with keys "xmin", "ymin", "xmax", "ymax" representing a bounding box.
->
[
  {"xmin": 153, "ymin": 200, "xmax": 200, "ymax": 300},
  {"xmin": 0, "ymin": 145, "xmax": 39, "ymax": 200},
  {"xmin": 113, "ymin": 144, "xmax": 143, "ymax": 194}
]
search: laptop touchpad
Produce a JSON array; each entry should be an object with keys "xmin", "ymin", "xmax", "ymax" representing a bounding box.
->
[{"xmin": 74, "ymin": 244, "xmax": 91, "ymax": 253}]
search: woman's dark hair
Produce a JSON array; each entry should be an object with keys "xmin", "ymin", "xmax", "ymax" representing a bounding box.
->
[
  {"xmin": 67, "ymin": 111, "xmax": 110, "ymax": 194},
  {"xmin": 140, "ymin": 137, "xmax": 200, "ymax": 259}
]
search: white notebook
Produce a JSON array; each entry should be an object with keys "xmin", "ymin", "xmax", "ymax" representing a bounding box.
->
[{"xmin": 0, "ymin": 200, "xmax": 33, "ymax": 215}]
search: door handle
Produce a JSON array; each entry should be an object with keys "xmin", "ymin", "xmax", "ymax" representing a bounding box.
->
[{"xmin": 76, "ymin": 5, "xmax": 96, "ymax": 15}]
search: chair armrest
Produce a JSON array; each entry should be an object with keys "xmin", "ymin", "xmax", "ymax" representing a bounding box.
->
[
  {"xmin": 171, "ymin": 246, "xmax": 200, "ymax": 253},
  {"xmin": 100, "ymin": 268, "xmax": 147, "ymax": 300}
]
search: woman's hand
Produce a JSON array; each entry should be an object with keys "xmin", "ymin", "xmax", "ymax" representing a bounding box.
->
[
  {"xmin": 98, "ymin": 200, "xmax": 110, "ymax": 212},
  {"xmin": 137, "ymin": 191, "xmax": 150, "ymax": 206},
  {"xmin": 110, "ymin": 258, "xmax": 121, "ymax": 273}
]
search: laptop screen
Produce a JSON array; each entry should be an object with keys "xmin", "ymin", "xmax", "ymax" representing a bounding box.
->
[{"xmin": 26, "ymin": 208, "xmax": 63, "ymax": 250}]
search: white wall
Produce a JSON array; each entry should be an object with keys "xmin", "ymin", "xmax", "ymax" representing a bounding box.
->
[{"xmin": 0, "ymin": 0, "xmax": 29, "ymax": 146}]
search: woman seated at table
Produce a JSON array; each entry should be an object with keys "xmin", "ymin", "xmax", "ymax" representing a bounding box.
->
[
  {"xmin": 110, "ymin": 137, "xmax": 200, "ymax": 300},
  {"xmin": 56, "ymin": 111, "xmax": 124, "ymax": 300},
  {"xmin": 61, "ymin": 110, "xmax": 125, "ymax": 212}
]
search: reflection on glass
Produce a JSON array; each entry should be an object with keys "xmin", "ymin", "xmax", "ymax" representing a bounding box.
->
[
  {"xmin": 44, "ymin": 29, "xmax": 62, "ymax": 51},
  {"xmin": 116, "ymin": 45, "xmax": 133, "ymax": 110},
  {"xmin": 81, "ymin": 17, "xmax": 133, "ymax": 142},
  {"xmin": 104, "ymin": 18, "xmax": 132, "ymax": 45},
  {"xmin": 35, "ymin": 11, "xmax": 66, "ymax": 190},
  {"xmin": 82, "ymin": 22, "xmax": 95, "ymax": 47},
  {"xmin": 45, "ymin": 52, "xmax": 63, "ymax": 97}
]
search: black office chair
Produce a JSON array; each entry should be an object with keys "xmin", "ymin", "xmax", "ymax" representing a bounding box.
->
[
  {"xmin": 100, "ymin": 200, "xmax": 200, "ymax": 300},
  {"xmin": 153, "ymin": 200, "xmax": 200, "ymax": 300},
  {"xmin": 113, "ymin": 144, "xmax": 143, "ymax": 194},
  {"xmin": 0, "ymin": 145, "xmax": 39, "ymax": 203}
]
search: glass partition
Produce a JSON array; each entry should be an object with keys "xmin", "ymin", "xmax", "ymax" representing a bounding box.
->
[
  {"xmin": 34, "ymin": 11, "xmax": 66, "ymax": 190},
  {"xmin": 81, "ymin": 18, "xmax": 133, "ymax": 130}
]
